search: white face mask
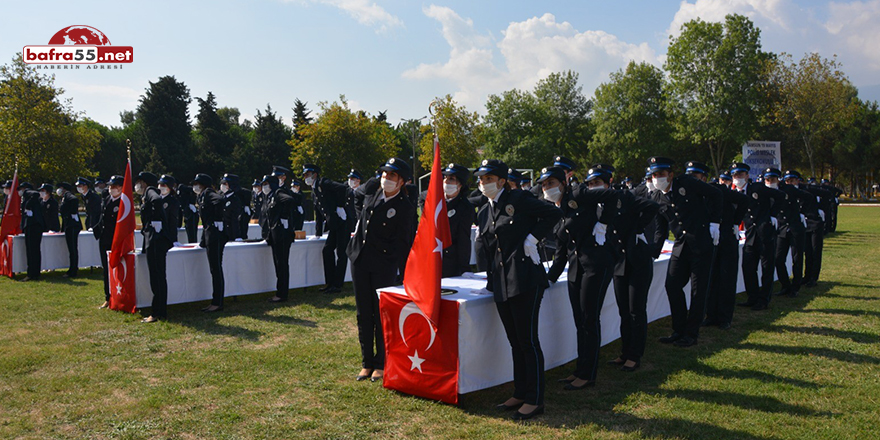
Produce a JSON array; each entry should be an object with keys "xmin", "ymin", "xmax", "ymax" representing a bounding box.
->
[
  {"xmin": 443, "ymin": 183, "xmax": 460, "ymax": 197},
  {"xmin": 646, "ymin": 180, "xmax": 656, "ymax": 192},
  {"xmin": 734, "ymin": 178, "xmax": 747, "ymax": 189},
  {"xmin": 18, "ymin": 190, "xmax": 25, "ymax": 197},
  {"xmin": 3, "ymin": 188, "xmax": 9, "ymax": 196},
  {"xmin": 589, "ymin": 183, "xmax": 607, "ymax": 190},
  {"xmin": 77, "ymin": 186, "xmax": 88, "ymax": 195},
  {"xmin": 479, "ymin": 181, "xmax": 501, "ymax": 200},
  {"xmin": 381, "ymin": 177, "xmax": 399, "ymax": 194},
  {"xmin": 304, "ymin": 176, "xmax": 316, "ymax": 187},
  {"xmin": 159, "ymin": 185, "xmax": 170, "ymax": 196},
  {"xmin": 192, "ymin": 184, "xmax": 203, "ymax": 195},
  {"xmin": 543, "ymin": 186, "xmax": 562, "ymax": 203},
  {"xmin": 55, "ymin": 188, "xmax": 63, "ymax": 196},
  {"xmin": 348, "ymin": 179, "xmax": 359, "ymax": 189},
  {"xmin": 220, "ymin": 183, "xmax": 230, "ymax": 193},
  {"xmin": 262, "ymin": 184, "xmax": 271, "ymax": 195},
  {"xmin": 652, "ymin": 176, "xmax": 670, "ymax": 192},
  {"xmin": 95, "ymin": 187, "xmax": 104, "ymax": 194},
  {"xmin": 134, "ymin": 183, "xmax": 144, "ymax": 195},
  {"xmin": 109, "ymin": 188, "xmax": 121, "ymax": 198},
  {"xmin": 765, "ymin": 181, "xmax": 778, "ymax": 189},
  {"xmin": 253, "ymin": 187, "xmax": 261, "ymax": 196},
  {"xmin": 292, "ymin": 186, "xmax": 300, "ymax": 194},
  {"xmin": 40, "ymin": 191, "xmax": 49, "ymax": 201}
]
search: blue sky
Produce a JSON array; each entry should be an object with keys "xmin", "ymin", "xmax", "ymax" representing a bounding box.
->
[{"xmin": 2, "ymin": 0, "xmax": 878, "ymax": 128}]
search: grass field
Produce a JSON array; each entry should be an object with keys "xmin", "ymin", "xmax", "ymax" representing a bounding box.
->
[{"xmin": 1, "ymin": 207, "xmax": 878, "ymax": 439}]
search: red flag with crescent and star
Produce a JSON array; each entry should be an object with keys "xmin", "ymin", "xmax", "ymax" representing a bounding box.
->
[
  {"xmin": 108, "ymin": 159, "xmax": 137, "ymax": 313},
  {"xmin": 0, "ymin": 170, "xmax": 22, "ymax": 277}
]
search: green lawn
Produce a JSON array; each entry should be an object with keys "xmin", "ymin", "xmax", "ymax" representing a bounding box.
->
[{"xmin": 1, "ymin": 207, "xmax": 879, "ymax": 439}]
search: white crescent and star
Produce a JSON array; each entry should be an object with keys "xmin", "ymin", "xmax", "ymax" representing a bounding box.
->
[
  {"xmin": 117, "ymin": 193, "xmax": 131, "ymax": 224},
  {"xmin": 399, "ymin": 302, "xmax": 437, "ymax": 373}
]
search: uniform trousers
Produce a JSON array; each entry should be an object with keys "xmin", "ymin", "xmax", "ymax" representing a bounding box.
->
[
  {"xmin": 706, "ymin": 234, "xmax": 739, "ymax": 324},
  {"xmin": 65, "ymin": 228, "xmax": 79, "ymax": 276},
  {"xmin": 742, "ymin": 226, "xmax": 777, "ymax": 306},
  {"xmin": 206, "ymin": 240, "xmax": 227, "ymax": 307},
  {"xmin": 775, "ymin": 228, "xmax": 804, "ymax": 292},
  {"xmin": 269, "ymin": 229, "xmax": 292, "ymax": 300},
  {"xmin": 24, "ymin": 227, "xmax": 43, "ymax": 279},
  {"xmin": 567, "ymin": 257, "xmax": 612, "ymax": 382},
  {"xmin": 351, "ymin": 257, "xmax": 398, "ymax": 370},
  {"xmin": 804, "ymin": 229, "xmax": 824, "ymax": 283},
  {"xmin": 496, "ymin": 285, "xmax": 545, "ymax": 406},
  {"xmin": 99, "ymin": 240, "xmax": 111, "ymax": 301},
  {"xmin": 146, "ymin": 241, "xmax": 171, "ymax": 318},
  {"xmin": 322, "ymin": 226, "xmax": 350, "ymax": 288},
  {"xmin": 665, "ymin": 241, "xmax": 713, "ymax": 339},
  {"xmin": 613, "ymin": 248, "xmax": 653, "ymax": 363}
]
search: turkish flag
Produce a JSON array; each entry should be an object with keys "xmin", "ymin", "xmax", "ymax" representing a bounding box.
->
[
  {"xmin": 403, "ymin": 135, "xmax": 452, "ymax": 327},
  {"xmin": 0, "ymin": 170, "xmax": 22, "ymax": 278},
  {"xmin": 109, "ymin": 159, "xmax": 137, "ymax": 313},
  {"xmin": 380, "ymin": 290, "xmax": 459, "ymax": 404}
]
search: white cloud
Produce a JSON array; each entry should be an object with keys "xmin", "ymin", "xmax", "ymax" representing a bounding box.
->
[
  {"xmin": 825, "ymin": 0, "xmax": 880, "ymax": 69},
  {"xmin": 62, "ymin": 83, "xmax": 141, "ymax": 101},
  {"xmin": 285, "ymin": 0, "xmax": 403, "ymax": 32},
  {"xmin": 666, "ymin": 0, "xmax": 798, "ymax": 40},
  {"xmin": 403, "ymin": 6, "xmax": 660, "ymax": 112}
]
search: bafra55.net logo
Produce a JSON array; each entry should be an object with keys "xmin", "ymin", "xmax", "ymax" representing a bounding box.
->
[{"xmin": 23, "ymin": 25, "xmax": 132, "ymax": 64}]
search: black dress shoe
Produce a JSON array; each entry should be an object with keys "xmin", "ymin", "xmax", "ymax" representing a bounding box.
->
[
  {"xmin": 774, "ymin": 288, "xmax": 790, "ymax": 296},
  {"xmin": 620, "ymin": 362, "xmax": 640, "ymax": 372},
  {"xmin": 564, "ymin": 380, "xmax": 596, "ymax": 391},
  {"xmin": 673, "ymin": 336, "xmax": 697, "ymax": 347},
  {"xmin": 659, "ymin": 333, "xmax": 682, "ymax": 344},
  {"xmin": 318, "ymin": 285, "xmax": 331, "ymax": 292},
  {"xmin": 556, "ymin": 377, "xmax": 575, "ymax": 383},
  {"xmin": 324, "ymin": 286, "xmax": 342, "ymax": 294},
  {"xmin": 783, "ymin": 290, "xmax": 799, "ymax": 298},
  {"xmin": 512, "ymin": 405, "xmax": 544, "ymax": 421},
  {"xmin": 751, "ymin": 302, "xmax": 768, "ymax": 311},
  {"xmin": 356, "ymin": 373, "xmax": 372, "ymax": 381},
  {"xmin": 717, "ymin": 322, "xmax": 731, "ymax": 330},
  {"xmin": 737, "ymin": 301, "xmax": 756, "ymax": 307},
  {"xmin": 701, "ymin": 319, "xmax": 719, "ymax": 327},
  {"xmin": 496, "ymin": 401, "xmax": 523, "ymax": 411},
  {"xmin": 203, "ymin": 306, "xmax": 224, "ymax": 313},
  {"xmin": 268, "ymin": 297, "xmax": 287, "ymax": 303},
  {"xmin": 607, "ymin": 358, "xmax": 626, "ymax": 366}
]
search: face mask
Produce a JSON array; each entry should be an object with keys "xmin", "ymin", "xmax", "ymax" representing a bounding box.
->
[
  {"xmin": 220, "ymin": 183, "xmax": 230, "ymax": 193},
  {"xmin": 253, "ymin": 187, "xmax": 261, "ymax": 196},
  {"xmin": 765, "ymin": 181, "xmax": 779, "ymax": 189},
  {"xmin": 40, "ymin": 191, "xmax": 49, "ymax": 200},
  {"xmin": 109, "ymin": 188, "xmax": 121, "ymax": 198},
  {"xmin": 543, "ymin": 186, "xmax": 562, "ymax": 203},
  {"xmin": 95, "ymin": 187, "xmax": 104, "ymax": 194},
  {"xmin": 159, "ymin": 185, "xmax": 170, "ymax": 196},
  {"xmin": 134, "ymin": 183, "xmax": 144, "ymax": 195},
  {"xmin": 646, "ymin": 180, "xmax": 656, "ymax": 192},
  {"xmin": 479, "ymin": 181, "xmax": 501, "ymax": 199},
  {"xmin": 292, "ymin": 186, "xmax": 300, "ymax": 194},
  {"xmin": 652, "ymin": 176, "xmax": 670, "ymax": 192},
  {"xmin": 3, "ymin": 189, "xmax": 9, "ymax": 196},
  {"xmin": 734, "ymin": 178, "xmax": 747, "ymax": 189},
  {"xmin": 193, "ymin": 184, "xmax": 203, "ymax": 195},
  {"xmin": 589, "ymin": 183, "xmax": 607, "ymax": 190},
  {"xmin": 348, "ymin": 179, "xmax": 359, "ymax": 189},
  {"xmin": 55, "ymin": 188, "xmax": 63, "ymax": 196},
  {"xmin": 304, "ymin": 176, "xmax": 316, "ymax": 187},
  {"xmin": 262, "ymin": 184, "xmax": 271, "ymax": 195},
  {"xmin": 18, "ymin": 190, "xmax": 25, "ymax": 197},
  {"xmin": 443, "ymin": 183, "xmax": 459, "ymax": 197},
  {"xmin": 78, "ymin": 186, "xmax": 88, "ymax": 195},
  {"xmin": 381, "ymin": 177, "xmax": 399, "ymax": 193}
]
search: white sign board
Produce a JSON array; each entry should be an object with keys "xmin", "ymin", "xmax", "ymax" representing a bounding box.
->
[{"xmin": 742, "ymin": 141, "xmax": 781, "ymax": 181}]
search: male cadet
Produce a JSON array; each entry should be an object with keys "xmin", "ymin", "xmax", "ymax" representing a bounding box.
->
[
  {"xmin": 730, "ymin": 163, "xmax": 785, "ymax": 311},
  {"xmin": 38, "ymin": 184, "xmax": 60, "ymax": 232},
  {"xmin": 251, "ymin": 179, "xmax": 264, "ymax": 223},
  {"xmin": 19, "ymin": 182, "xmax": 45, "ymax": 281},
  {"xmin": 97, "ymin": 176, "xmax": 123, "ymax": 308},
  {"xmin": 219, "ymin": 174, "xmax": 244, "ymax": 241},
  {"xmin": 57, "ymin": 182, "xmax": 83, "ymax": 278},
  {"xmin": 649, "ymin": 157, "xmax": 722, "ymax": 347},
  {"xmin": 800, "ymin": 175, "xmax": 833, "ymax": 287},
  {"xmin": 76, "ymin": 178, "xmax": 102, "ymax": 234},
  {"xmin": 821, "ymin": 179, "xmax": 843, "ymax": 233},
  {"xmin": 177, "ymin": 182, "xmax": 199, "ymax": 244},
  {"xmin": 195, "ymin": 173, "xmax": 229, "ymax": 313},
  {"xmin": 764, "ymin": 168, "xmax": 811, "ymax": 298},
  {"xmin": 303, "ymin": 164, "xmax": 350, "ymax": 294},
  {"xmin": 685, "ymin": 162, "xmax": 747, "ymax": 330},
  {"xmin": 137, "ymin": 172, "xmax": 178, "ymax": 323}
]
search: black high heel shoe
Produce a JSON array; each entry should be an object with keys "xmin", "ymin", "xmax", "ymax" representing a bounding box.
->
[
  {"xmin": 620, "ymin": 362, "xmax": 641, "ymax": 372},
  {"xmin": 607, "ymin": 357, "xmax": 626, "ymax": 366},
  {"xmin": 495, "ymin": 401, "xmax": 523, "ymax": 411},
  {"xmin": 563, "ymin": 380, "xmax": 596, "ymax": 391},
  {"xmin": 512, "ymin": 405, "xmax": 544, "ymax": 421}
]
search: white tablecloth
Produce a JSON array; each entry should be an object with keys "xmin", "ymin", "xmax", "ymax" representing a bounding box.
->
[
  {"xmin": 380, "ymin": 240, "xmax": 787, "ymax": 394},
  {"xmin": 134, "ymin": 236, "xmax": 350, "ymax": 308}
]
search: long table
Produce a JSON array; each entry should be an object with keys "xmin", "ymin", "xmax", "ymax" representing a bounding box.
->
[{"xmin": 8, "ymin": 222, "xmax": 316, "ymax": 273}]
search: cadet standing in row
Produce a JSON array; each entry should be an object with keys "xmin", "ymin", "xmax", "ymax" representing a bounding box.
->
[
  {"xmin": 303, "ymin": 164, "xmax": 350, "ymax": 294},
  {"xmin": 138, "ymin": 172, "xmax": 178, "ymax": 323},
  {"xmin": 194, "ymin": 173, "xmax": 229, "ymax": 313},
  {"xmin": 439, "ymin": 163, "xmax": 475, "ymax": 278},
  {"xmin": 800, "ymin": 175, "xmax": 833, "ymax": 287},
  {"xmin": 764, "ymin": 167, "xmax": 811, "ymax": 298},
  {"xmin": 178, "ymin": 183, "xmax": 199, "ymax": 244},
  {"xmin": 260, "ymin": 175, "xmax": 295, "ymax": 303},
  {"xmin": 38, "ymin": 184, "xmax": 60, "ymax": 232},
  {"xmin": 57, "ymin": 182, "xmax": 83, "ymax": 278},
  {"xmin": 19, "ymin": 182, "xmax": 44, "ymax": 281},
  {"xmin": 97, "ymin": 176, "xmax": 123, "ymax": 309},
  {"xmin": 77, "ymin": 178, "xmax": 102, "ymax": 233}
]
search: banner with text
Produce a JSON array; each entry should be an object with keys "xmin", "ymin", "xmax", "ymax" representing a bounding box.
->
[{"xmin": 742, "ymin": 141, "xmax": 782, "ymax": 181}]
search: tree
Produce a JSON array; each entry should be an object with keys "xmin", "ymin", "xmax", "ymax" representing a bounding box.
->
[
  {"xmin": 483, "ymin": 71, "xmax": 592, "ymax": 172},
  {"xmin": 418, "ymin": 95, "xmax": 481, "ymax": 177},
  {"xmin": 767, "ymin": 52, "xmax": 859, "ymax": 176},
  {"xmin": 590, "ymin": 61, "xmax": 673, "ymax": 179},
  {"xmin": 193, "ymin": 91, "xmax": 234, "ymax": 180},
  {"xmin": 291, "ymin": 98, "xmax": 312, "ymax": 142},
  {"xmin": 0, "ymin": 54, "xmax": 99, "ymax": 183},
  {"xmin": 665, "ymin": 14, "xmax": 769, "ymax": 174},
  {"xmin": 252, "ymin": 104, "xmax": 293, "ymax": 177},
  {"xmin": 135, "ymin": 75, "xmax": 193, "ymax": 178},
  {"xmin": 81, "ymin": 118, "xmax": 128, "ymax": 179},
  {"xmin": 289, "ymin": 96, "xmax": 398, "ymax": 180}
]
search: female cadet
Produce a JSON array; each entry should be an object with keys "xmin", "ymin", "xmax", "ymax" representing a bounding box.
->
[
  {"xmin": 474, "ymin": 159, "xmax": 562, "ymax": 421},
  {"xmin": 541, "ymin": 165, "xmax": 619, "ymax": 390},
  {"xmin": 259, "ymin": 175, "xmax": 295, "ymax": 303},
  {"xmin": 439, "ymin": 163, "xmax": 475, "ymax": 278},
  {"xmin": 346, "ymin": 158, "xmax": 416, "ymax": 383}
]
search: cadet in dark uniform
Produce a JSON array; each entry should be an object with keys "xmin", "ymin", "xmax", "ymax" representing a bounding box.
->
[
  {"xmin": 178, "ymin": 183, "xmax": 199, "ymax": 244},
  {"xmin": 76, "ymin": 178, "xmax": 102, "ymax": 233},
  {"xmin": 440, "ymin": 163, "xmax": 475, "ymax": 278},
  {"xmin": 235, "ymin": 178, "xmax": 252, "ymax": 240},
  {"xmin": 687, "ymin": 164, "xmax": 747, "ymax": 330},
  {"xmin": 530, "ymin": 155, "xmax": 578, "ymax": 199},
  {"xmin": 303, "ymin": 164, "xmax": 350, "ymax": 294},
  {"xmin": 97, "ymin": 176, "xmax": 124, "ymax": 308},
  {"xmin": 57, "ymin": 183, "xmax": 83, "ymax": 277},
  {"xmin": 39, "ymin": 184, "xmax": 60, "ymax": 232},
  {"xmin": 649, "ymin": 157, "xmax": 722, "ymax": 347},
  {"xmin": 195, "ymin": 173, "xmax": 229, "ymax": 312},
  {"xmin": 520, "ymin": 175, "xmax": 532, "ymax": 191},
  {"xmin": 219, "ymin": 174, "xmax": 243, "ymax": 241},
  {"xmin": 543, "ymin": 165, "xmax": 618, "ymax": 388},
  {"xmin": 800, "ymin": 175, "xmax": 832, "ymax": 287},
  {"xmin": 764, "ymin": 168, "xmax": 811, "ymax": 298},
  {"xmin": 260, "ymin": 175, "xmax": 295, "ymax": 303},
  {"xmin": 289, "ymin": 178, "xmax": 305, "ymax": 231},
  {"xmin": 19, "ymin": 182, "xmax": 45, "ymax": 281},
  {"xmin": 251, "ymin": 180, "xmax": 263, "ymax": 222},
  {"xmin": 346, "ymin": 158, "xmax": 416, "ymax": 384},
  {"xmin": 474, "ymin": 160, "xmax": 561, "ymax": 420},
  {"xmin": 601, "ymin": 166, "xmax": 659, "ymax": 371},
  {"xmin": 730, "ymin": 163, "xmax": 785, "ymax": 311},
  {"xmin": 821, "ymin": 179, "xmax": 843, "ymax": 233},
  {"xmin": 138, "ymin": 172, "xmax": 178, "ymax": 323},
  {"xmin": 507, "ymin": 168, "xmax": 524, "ymax": 190}
]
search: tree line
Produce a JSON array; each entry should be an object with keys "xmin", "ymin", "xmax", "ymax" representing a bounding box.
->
[{"xmin": 1, "ymin": 14, "xmax": 877, "ymax": 196}]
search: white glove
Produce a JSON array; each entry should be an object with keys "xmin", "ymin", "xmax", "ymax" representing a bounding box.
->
[
  {"xmin": 336, "ymin": 207, "xmax": 347, "ymax": 221},
  {"xmin": 244, "ymin": 207, "xmax": 251, "ymax": 215},
  {"xmin": 151, "ymin": 221, "xmax": 162, "ymax": 233},
  {"xmin": 25, "ymin": 209, "xmax": 32, "ymax": 217},
  {"xmin": 770, "ymin": 217, "xmax": 778, "ymax": 228},
  {"xmin": 523, "ymin": 234, "xmax": 540, "ymax": 265},
  {"xmin": 71, "ymin": 214, "xmax": 78, "ymax": 221},
  {"xmin": 800, "ymin": 214, "xmax": 807, "ymax": 227},
  {"xmin": 835, "ymin": 197, "xmax": 839, "ymax": 203},
  {"xmin": 234, "ymin": 238, "xmax": 243, "ymax": 242},
  {"xmin": 733, "ymin": 225, "xmax": 739, "ymax": 237},
  {"xmin": 709, "ymin": 222, "xmax": 720, "ymax": 246},
  {"xmin": 189, "ymin": 204, "xmax": 197, "ymax": 213},
  {"xmin": 592, "ymin": 222, "xmax": 607, "ymax": 246},
  {"xmin": 280, "ymin": 219, "xmax": 289, "ymax": 229},
  {"xmin": 816, "ymin": 196, "xmax": 821, "ymax": 203},
  {"xmin": 298, "ymin": 206, "xmax": 304, "ymax": 214},
  {"xmin": 88, "ymin": 228, "xmax": 93, "ymax": 232},
  {"xmin": 636, "ymin": 233, "xmax": 647, "ymax": 244},
  {"xmin": 470, "ymin": 287, "xmax": 491, "ymax": 295},
  {"xmin": 818, "ymin": 210, "xmax": 825, "ymax": 221},
  {"xmin": 173, "ymin": 241, "xmax": 183, "ymax": 247},
  {"xmin": 213, "ymin": 221, "xmax": 224, "ymax": 232}
]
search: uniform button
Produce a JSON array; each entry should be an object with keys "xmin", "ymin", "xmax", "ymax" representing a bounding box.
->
[
  {"xmin": 682, "ymin": 230, "xmax": 687, "ymax": 234},
  {"xmin": 671, "ymin": 203, "xmax": 675, "ymax": 207},
  {"xmin": 622, "ymin": 249, "xmax": 626, "ymax": 253},
  {"xmin": 497, "ymin": 248, "xmax": 502, "ymax": 252}
]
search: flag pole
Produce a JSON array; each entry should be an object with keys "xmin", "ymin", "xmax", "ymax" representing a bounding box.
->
[{"xmin": 125, "ymin": 139, "xmax": 134, "ymax": 252}]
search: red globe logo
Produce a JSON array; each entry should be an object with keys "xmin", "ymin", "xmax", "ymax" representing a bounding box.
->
[{"xmin": 48, "ymin": 25, "xmax": 111, "ymax": 45}]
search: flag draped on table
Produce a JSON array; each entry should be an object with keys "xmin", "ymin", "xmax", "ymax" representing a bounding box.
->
[
  {"xmin": 381, "ymin": 134, "xmax": 459, "ymax": 405},
  {"xmin": 0, "ymin": 170, "xmax": 22, "ymax": 277},
  {"xmin": 108, "ymin": 158, "xmax": 137, "ymax": 313}
]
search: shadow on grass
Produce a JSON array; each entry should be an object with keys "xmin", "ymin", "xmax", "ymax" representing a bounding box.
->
[
  {"xmin": 799, "ymin": 308, "xmax": 880, "ymax": 319},
  {"xmin": 738, "ymin": 342, "xmax": 880, "ymax": 364},
  {"xmin": 821, "ymin": 292, "xmax": 880, "ymax": 300},
  {"xmin": 769, "ymin": 324, "xmax": 878, "ymax": 344}
]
